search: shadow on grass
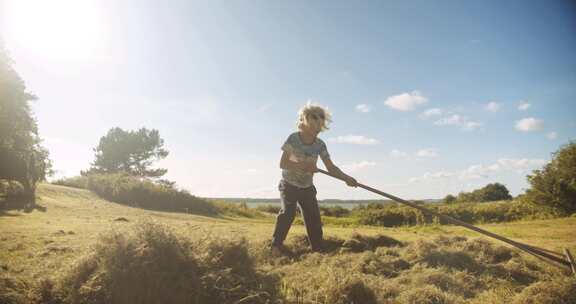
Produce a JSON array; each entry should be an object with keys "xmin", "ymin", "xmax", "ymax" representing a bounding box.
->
[{"xmin": 0, "ymin": 201, "xmax": 47, "ymax": 216}]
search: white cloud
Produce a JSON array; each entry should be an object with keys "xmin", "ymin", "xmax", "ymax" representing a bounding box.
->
[
  {"xmin": 419, "ymin": 108, "xmax": 443, "ymax": 119},
  {"xmin": 485, "ymin": 101, "xmax": 500, "ymax": 112},
  {"xmin": 409, "ymin": 171, "xmax": 455, "ymax": 183},
  {"xmin": 460, "ymin": 164, "xmax": 500, "ymax": 180},
  {"xmin": 518, "ymin": 101, "xmax": 530, "ymax": 111},
  {"xmin": 464, "ymin": 121, "xmax": 483, "ymax": 131},
  {"xmin": 415, "ymin": 148, "xmax": 438, "ymax": 158},
  {"xmin": 515, "ymin": 117, "xmax": 544, "ymax": 132},
  {"xmin": 496, "ymin": 158, "xmax": 547, "ymax": 170},
  {"xmin": 355, "ymin": 104, "xmax": 371, "ymax": 113},
  {"xmin": 409, "ymin": 157, "xmax": 547, "ymax": 183},
  {"xmin": 390, "ymin": 149, "xmax": 409, "ymax": 159},
  {"xmin": 384, "ymin": 90, "xmax": 428, "ymax": 111},
  {"xmin": 341, "ymin": 161, "xmax": 377, "ymax": 172},
  {"xmin": 328, "ymin": 135, "xmax": 379, "ymax": 145},
  {"xmin": 546, "ymin": 132, "xmax": 557, "ymax": 140},
  {"xmin": 433, "ymin": 114, "xmax": 482, "ymax": 131},
  {"xmin": 434, "ymin": 114, "xmax": 465, "ymax": 126},
  {"xmin": 257, "ymin": 103, "xmax": 272, "ymax": 112}
]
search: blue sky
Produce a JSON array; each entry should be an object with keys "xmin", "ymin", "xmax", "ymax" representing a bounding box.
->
[{"xmin": 3, "ymin": 0, "xmax": 575, "ymax": 199}]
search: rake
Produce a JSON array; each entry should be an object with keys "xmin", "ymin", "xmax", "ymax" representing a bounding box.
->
[{"xmin": 317, "ymin": 168, "xmax": 576, "ymax": 276}]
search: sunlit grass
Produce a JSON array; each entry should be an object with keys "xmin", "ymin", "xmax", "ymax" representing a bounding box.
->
[{"xmin": 1, "ymin": 183, "xmax": 575, "ymax": 303}]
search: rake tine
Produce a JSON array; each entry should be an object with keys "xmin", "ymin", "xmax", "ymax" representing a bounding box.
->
[{"xmin": 565, "ymin": 249, "xmax": 576, "ymax": 276}]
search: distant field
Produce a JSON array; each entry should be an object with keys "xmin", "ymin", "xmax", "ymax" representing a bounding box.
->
[
  {"xmin": 210, "ymin": 198, "xmax": 395, "ymax": 209},
  {"xmin": 237, "ymin": 201, "xmax": 374, "ymax": 209},
  {"xmin": 209, "ymin": 197, "xmax": 442, "ymax": 210},
  {"xmin": 1, "ymin": 184, "xmax": 574, "ymax": 303}
]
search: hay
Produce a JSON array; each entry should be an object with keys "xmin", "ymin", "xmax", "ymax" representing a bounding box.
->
[
  {"xmin": 512, "ymin": 277, "xmax": 576, "ymax": 304},
  {"xmin": 397, "ymin": 285, "xmax": 465, "ymax": 304},
  {"xmin": 50, "ymin": 222, "xmax": 278, "ymax": 304},
  {"xmin": 0, "ymin": 275, "xmax": 29, "ymax": 304}
]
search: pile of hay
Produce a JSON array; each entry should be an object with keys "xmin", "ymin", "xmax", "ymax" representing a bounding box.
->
[
  {"xmin": 38, "ymin": 222, "xmax": 278, "ymax": 304},
  {"xmin": 7, "ymin": 224, "xmax": 575, "ymax": 304},
  {"xmin": 264, "ymin": 234, "xmax": 575, "ymax": 304}
]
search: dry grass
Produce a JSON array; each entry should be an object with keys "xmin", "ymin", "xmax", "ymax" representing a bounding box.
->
[{"xmin": 1, "ymin": 184, "xmax": 575, "ymax": 303}]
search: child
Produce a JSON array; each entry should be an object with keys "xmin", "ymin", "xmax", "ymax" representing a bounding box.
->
[{"xmin": 271, "ymin": 102, "xmax": 358, "ymax": 253}]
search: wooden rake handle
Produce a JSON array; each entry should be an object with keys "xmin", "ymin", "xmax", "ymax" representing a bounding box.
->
[{"xmin": 316, "ymin": 168, "xmax": 573, "ymax": 274}]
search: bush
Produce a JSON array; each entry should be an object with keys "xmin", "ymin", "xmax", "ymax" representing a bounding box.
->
[
  {"xmin": 456, "ymin": 183, "xmax": 513, "ymax": 203},
  {"xmin": 52, "ymin": 176, "xmax": 89, "ymax": 189},
  {"xmin": 255, "ymin": 204, "xmax": 280, "ymax": 214},
  {"xmin": 319, "ymin": 205, "xmax": 351, "ymax": 217},
  {"xmin": 85, "ymin": 173, "xmax": 218, "ymax": 216},
  {"xmin": 443, "ymin": 194, "xmax": 457, "ymax": 204},
  {"xmin": 523, "ymin": 141, "xmax": 576, "ymax": 216},
  {"xmin": 351, "ymin": 199, "xmax": 550, "ymax": 227},
  {"xmin": 56, "ymin": 174, "xmax": 282, "ymax": 219},
  {"xmin": 0, "ymin": 179, "xmax": 27, "ymax": 209},
  {"xmin": 352, "ymin": 203, "xmax": 432, "ymax": 227},
  {"xmin": 211, "ymin": 201, "xmax": 264, "ymax": 218}
]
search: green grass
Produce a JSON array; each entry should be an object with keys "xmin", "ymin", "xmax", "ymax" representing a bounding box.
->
[{"xmin": 1, "ymin": 183, "xmax": 575, "ymax": 303}]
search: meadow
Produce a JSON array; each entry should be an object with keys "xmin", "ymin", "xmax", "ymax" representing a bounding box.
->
[{"xmin": 1, "ymin": 183, "xmax": 575, "ymax": 303}]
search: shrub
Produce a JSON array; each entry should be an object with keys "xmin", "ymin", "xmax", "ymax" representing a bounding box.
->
[
  {"xmin": 0, "ymin": 179, "xmax": 24, "ymax": 198},
  {"xmin": 51, "ymin": 176, "xmax": 89, "ymax": 189},
  {"xmin": 83, "ymin": 173, "xmax": 218, "ymax": 216},
  {"xmin": 319, "ymin": 205, "xmax": 351, "ymax": 217},
  {"xmin": 255, "ymin": 204, "xmax": 280, "ymax": 214},
  {"xmin": 443, "ymin": 194, "xmax": 457, "ymax": 204},
  {"xmin": 351, "ymin": 199, "xmax": 553, "ymax": 227},
  {"xmin": 455, "ymin": 183, "xmax": 513, "ymax": 203},
  {"xmin": 523, "ymin": 141, "xmax": 576, "ymax": 216},
  {"xmin": 211, "ymin": 201, "xmax": 263, "ymax": 218}
]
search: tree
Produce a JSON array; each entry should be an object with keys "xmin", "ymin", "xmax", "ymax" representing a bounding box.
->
[
  {"xmin": 443, "ymin": 194, "xmax": 457, "ymax": 204},
  {"xmin": 0, "ymin": 46, "xmax": 52, "ymax": 206},
  {"xmin": 455, "ymin": 183, "xmax": 512, "ymax": 203},
  {"xmin": 477, "ymin": 183, "xmax": 512, "ymax": 202},
  {"xmin": 87, "ymin": 127, "xmax": 169, "ymax": 178},
  {"xmin": 523, "ymin": 142, "xmax": 576, "ymax": 216}
]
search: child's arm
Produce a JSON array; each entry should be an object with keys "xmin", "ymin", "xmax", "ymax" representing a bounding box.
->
[
  {"xmin": 280, "ymin": 151, "xmax": 315, "ymax": 172},
  {"xmin": 320, "ymin": 156, "xmax": 358, "ymax": 187}
]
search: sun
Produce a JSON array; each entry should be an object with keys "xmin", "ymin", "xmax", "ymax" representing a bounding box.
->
[{"xmin": 3, "ymin": 0, "xmax": 109, "ymax": 63}]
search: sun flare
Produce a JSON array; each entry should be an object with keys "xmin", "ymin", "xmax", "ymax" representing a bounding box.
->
[{"xmin": 4, "ymin": 0, "xmax": 109, "ymax": 63}]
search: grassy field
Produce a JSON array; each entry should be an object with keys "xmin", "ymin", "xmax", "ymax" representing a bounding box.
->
[{"xmin": 1, "ymin": 183, "xmax": 575, "ymax": 303}]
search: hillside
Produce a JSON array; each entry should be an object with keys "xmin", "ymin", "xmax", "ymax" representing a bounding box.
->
[{"xmin": 1, "ymin": 184, "xmax": 575, "ymax": 303}]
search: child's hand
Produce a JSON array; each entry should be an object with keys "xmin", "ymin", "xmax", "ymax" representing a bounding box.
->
[{"xmin": 345, "ymin": 177, "xmax": 358, "ymax": 187}]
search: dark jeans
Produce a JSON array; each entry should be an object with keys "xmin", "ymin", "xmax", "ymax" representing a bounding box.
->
[{"xmin": 271, "ymin": 180, "xmax": 323, "ymax": 251}]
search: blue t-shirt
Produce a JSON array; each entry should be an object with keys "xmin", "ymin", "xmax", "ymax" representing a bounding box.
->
[{"xmin": 281, "ymin": 132, "xmax": 330, "ymax": 188}]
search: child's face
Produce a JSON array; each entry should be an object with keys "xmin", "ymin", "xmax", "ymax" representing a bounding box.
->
[{"xmin": 305, "ymin": 112, "xmax": 325, "ymax": 133}]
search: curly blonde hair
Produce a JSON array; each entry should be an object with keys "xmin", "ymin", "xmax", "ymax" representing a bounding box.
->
[{"xmin": 296, "ymin": 101, "xmax": 332, "ymax": 132}]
